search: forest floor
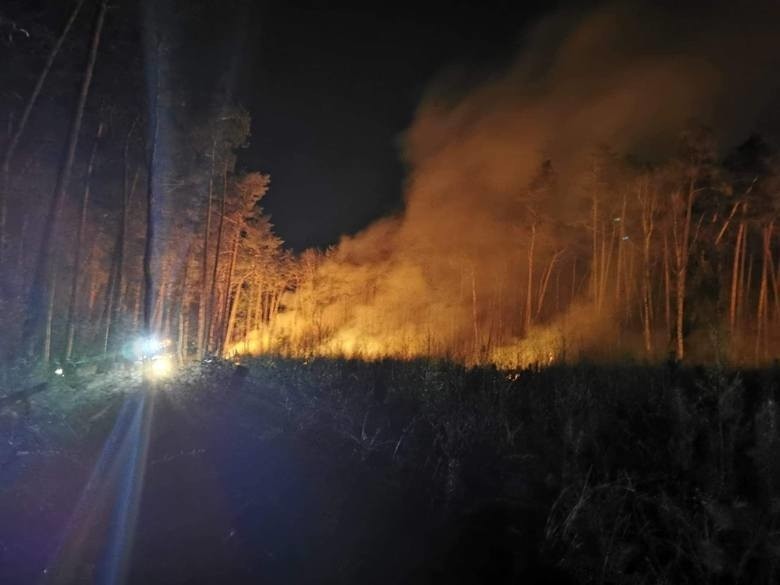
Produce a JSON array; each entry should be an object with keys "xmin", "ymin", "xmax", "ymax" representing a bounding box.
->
[
  {"xmin": 0, "ymin": 361, "xmax": 453, "ymax": 584},
  {"xmin": 1, "ymin": 358, "xmax": 779, "ymax": 584}
]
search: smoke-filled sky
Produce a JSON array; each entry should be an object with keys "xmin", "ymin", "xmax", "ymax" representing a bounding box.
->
[
  {"xmin": 400, "ymin": 0, "xmax": 780, "ymax": 239},
  {"xmin": 239, "ymin": 0, "xmax": 780, "ymax": 250}
]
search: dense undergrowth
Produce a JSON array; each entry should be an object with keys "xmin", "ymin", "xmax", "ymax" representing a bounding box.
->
[
  {"xmin": 232, "ymin": 357, "xmax": 780, "ymax": 584},
  {"xmin": 3, "ymin": 358, "xmax": 780, "ymax": 584}
]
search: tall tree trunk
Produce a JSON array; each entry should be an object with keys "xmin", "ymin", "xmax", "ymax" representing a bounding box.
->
[
  {"xmin": 675, "ymin": 269, "xmax": 686, "ymax": 361},
  {"xmin": 43, "ymin": 267, "xmax": 58, "ymax": 365},
  {"xmin": 663, "ymin": 232, "xmax": 672, "ymax": 345},
  {"xmin": 152, "ymin": 280, "xmax": 167, "ymax": 333},
  {"xmin": 223, "ymin": 278, "xmax": 244, "ymax": 356},
  {"xmin": 536, "ymin": 249, "xmax": 562, "ymax": 318},
  {"xmin": 15, "ymin": 213, "xmax": 28, "ymax": 272},
  {"xmin": 624, "ymin": 242, "xmax": 635, "ymax": 322},
  {"xmin": 525, "ymin": 222, "xmax": 536, "ymax": 333},
  {"xmin": 600, "ymin": 219, "xmax": 616, "ymax": 312},
  {"xmin": 639, "ymin": 178, "xmax": 655, "ymax": 358},
  {"xmin": 570, "ymin": 258, "xmax": 577, "ymax": 307},
  {"xmin": 206, "ymin": 162, "xmax": 228, "ymax": 351},
  {"xmin": 755, "ymin": 222, "xmax": 774, "ymax": 363},
  {"xmin": 591, "ymin": 195, "xmax": 599, "ymax": 303},
  {"xmin": 143, "ymin": 38, "xmax": 161, "ymax": 336},
  {"xmin": 64, "ymin": 124, "xmax": 101, "ymax": 360},
  {"xmin": 178, "ymin": 304, "xmax": 186, "ymax": 362},
  {"xmin": 471, "ymin": 265, "xmax": 479, "ymax": 356},
  {"xmin": 253, "ymin": 279, "xmax": 263, "ymax": 330},
  {"xmin": 673, "ymin": 177, "xmax": 698, "ymax": 361},
  {"xmin": 738, "ymin": 234, "xmax": 750, "ymax": 327},
  {"xmin": 197, "ymin": 138, "xmax": 216, "ymax": 356},
  {"xmin": 0, "ymin": 0, "xmax": 86, "ymax": 259},
  {"xmin": 219, "ymin": 228, "xmax": 240, "ymax": 354},
  {"xmin": 132, "ymin": 284, "xmax": 141, "ymax": 332},
  {"xmin": 730, "ymin": 221, "xmax": 745, "ymax": 333},
  {"xmin": 162, "ymin": 289, "xmax": 173, "ymax": 340},
  {"xmin": 24, "ymin": 0, "xmax": 107, "ymax": 356},
  {"xmin": 85, "ymin": 240, "xmax": 99, "ymax": 316},
  {"xmin": 615, "ymin": 195, "xmax": 626, "ymax": 306},
  {"xmin": 101, "ymin": 258, "xmax": 119, "ymax": 354},
  {"xmin": 177, "ymin": 246, "xmax": 193, "ymax": 362},
  {"xmin": 110, "ymin": 124, "xmax": 138, "ymax": 335},
  {"xmin": 770, "ymin": 245, "xmax": 780, "ymax": 326},
  {"xmin": 102, "ymin": 152, "xmax": 138, "ymax": 354}
]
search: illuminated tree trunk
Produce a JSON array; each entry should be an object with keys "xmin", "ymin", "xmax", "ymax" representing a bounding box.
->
[
  {"xmin": 591, "ymin": 195, "xmax": 599, "ymax": 304},
  {"xmin": 197, "ymin": 138, "xmax": 216, "ymax": 357},
  {"xmin": 43, "ymin": 267, "xmax": 58, "ymax": 364},
  {"xmin": 132, "ymin": 285, "xmax": 142, "ymax": 331},
  {"xmin": 24, "ymin": 0, "xmax": 107, "ymax": 356},
  {"xmin": 101, "ymin": 258, "xmax": 119, "ymax": 354},
  {"xmin": 219, "ymin": 229, "xmax": 239, "ymax": 354},
  {"xmin": 178, "ymin": 305, "xmax": 187, "ymax": 362},
  {"xmin": 738, "ymin": 241, "xmax": 751, "ymax": 329},
  {"xmin": 715, "ymin": 200, "xmax": 744, "ymax": 247},
  {"xmin": 663, "ymin": 232, "xmax": 672, "ymax": 344},
  {"xmin": 624, "ymin": 243, "xmax": 635, "ymax": 323},
  {"xmin": 770, "ymin": 247, "xmax": 780, "ymax": 326},
  {"xmin": 746, "ymin": 253, "xmax": 754, "ymax": 331},
  {"xmin": 615, "ymin": 196, "xmax": 627, "ymax": 306},
  {"xmin": 536, "ymin": 249, "xmax": 562, "ymax": 318},
  {"xmin": 755, "ymin": 222, "xmax": 774, "ymax": 363},
  {"xmin": 223, "ymin": 277, "xmax": 245, "ymax": 355},
  {"xmin": 163, "ymin": 289, "xmax": 173, "ymax": 340},
  {"xmin": 269, "ymin": 288, "xmax": 282, "ymax": 328},
  {"xmin": 471, "ymin": 265, "xmax": 479, "ymax": 355},
  {"xmin": 600, "ymin": 219, "xmax": 616, "ymax": 313},
  {"xmin": 177, "ymin": 257, "xmax": 190, "ymax": 362},
  {"xmin": 570, "ymin": 258, "xmax": 577, "ymax": 307},
  {"xmin": 253, "ymin": 278, "xmax": 263, "ymax": 330},
  {"xmin": 729, "ymin": 220, "xmax": 745, "ymax": 333},
  {"xmin": 85, "ymin": 242, "xmax": 99, "ymax": 316},
  {"xmin": 152, "ymin": 279, "xmax": 167, "ymax": 333},
  {"xmin": 64, "ymin": 125, "xmax": 101, "ymax": 360},
  {"xmin": 0, "ymin": 0, "xmax": 86, "ymax": 260},
  {"xmin": 672, "ymin": 177, "xmax": 699, "ymax": 361},
  {"xmin": 639, "ymin": 178, "xmax": 655, "ymax": 357},
  {"xmin": 497, "ymin": 270, "xmax": 506, "ymax": 339},
  {"xmin": 206, "ymin": 163, "xmax": 228, "ymax": 351},
  {"xmin": 674, "ymin": 240, "xmax": 687, "ymax": 360},
  {"xmin": 524, "ymin": 222, "xmax": 535, "ymax": 333}
]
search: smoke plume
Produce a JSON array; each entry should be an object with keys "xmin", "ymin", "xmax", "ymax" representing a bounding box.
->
[{"xmin": 266, "ymin": 0, "xmax": 780, "ymax": 363}]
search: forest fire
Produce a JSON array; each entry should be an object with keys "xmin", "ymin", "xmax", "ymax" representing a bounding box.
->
[
  {"xmin": 1, "ymin": 1, "xmax": 780, "ymax": 372},
  {"xmin": 3, "ymin": 2, "xmax": 780, "ymax": 585},
  {"xmin": 229, "ymin": 4, "xmax": 780, "ymax": 368}
]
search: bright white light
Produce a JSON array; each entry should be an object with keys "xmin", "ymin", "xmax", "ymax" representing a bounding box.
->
[
  {"xmin": 148, "ymin": 355, "xmax": 174, "ymax": 380},
  {"xmin": 133, "ymin": 336, "xmax": 166, "ymax": 359},
  {"xmin": 54, "ymin": 367, "xmax": 64, "ymax": 376}
]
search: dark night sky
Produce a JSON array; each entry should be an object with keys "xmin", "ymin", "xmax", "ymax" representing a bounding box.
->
[{"xmin": 230, "ymin": 2, "xmax": 555, "ymax": 250}]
